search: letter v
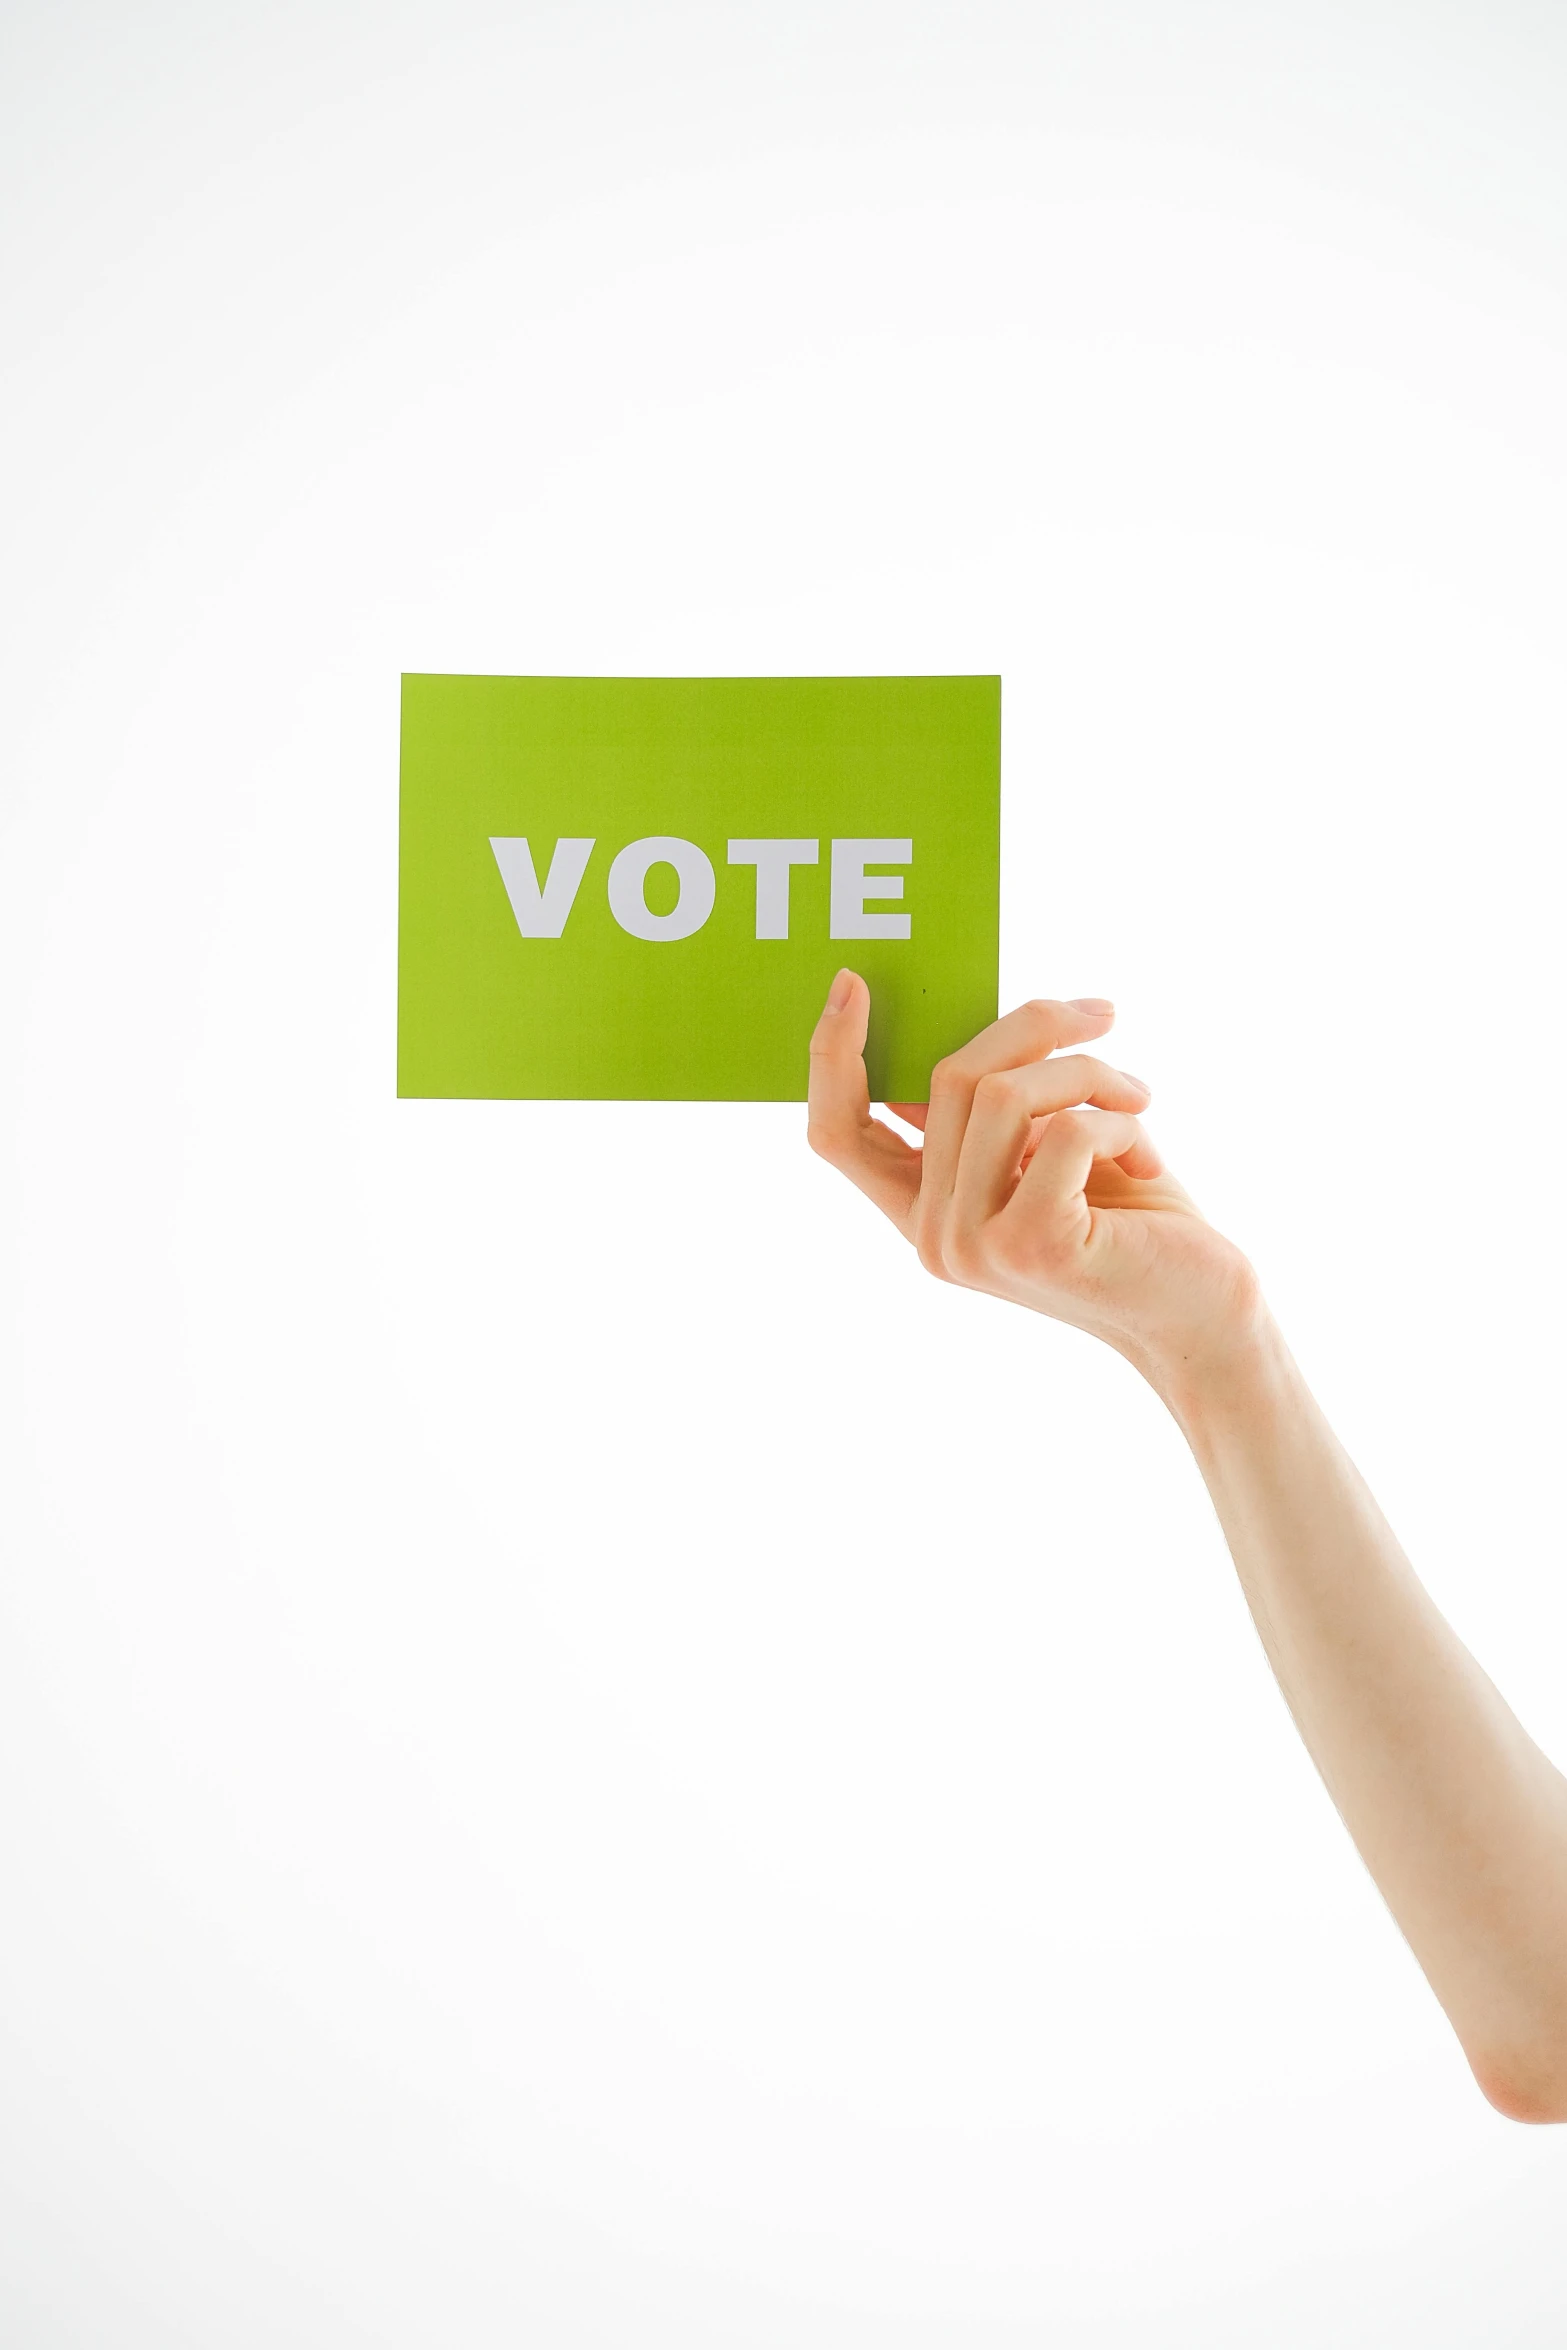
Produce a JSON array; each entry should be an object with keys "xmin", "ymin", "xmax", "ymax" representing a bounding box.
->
[{"xmin": 489, "ymin": 837, "xmax": 596, "ymax": 938}]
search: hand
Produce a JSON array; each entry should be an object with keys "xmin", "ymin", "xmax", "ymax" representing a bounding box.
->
[{"xmin": 807, "ymin": 972, "xmax": 1264, "ymax": 1387}]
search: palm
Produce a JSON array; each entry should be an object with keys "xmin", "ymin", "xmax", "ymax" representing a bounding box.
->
[{"xmin": 1074, "ymin": 1159, "xmax": 1260, "ymax": 1362}]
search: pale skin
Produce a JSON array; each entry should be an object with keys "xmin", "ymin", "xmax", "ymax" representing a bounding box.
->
[{"xmin": 807, "ymin": 971, "xmax": 1567, "ymax": 2123}]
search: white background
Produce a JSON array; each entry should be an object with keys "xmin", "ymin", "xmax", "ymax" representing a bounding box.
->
[{"xmin": 5, "ymin": 2, "xmax": 1567, "ymax": 2341}]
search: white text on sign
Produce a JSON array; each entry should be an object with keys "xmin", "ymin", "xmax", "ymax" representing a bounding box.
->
[{"xmin": 489, "ymin": 837, "xmax": 913, "ymax": 942}]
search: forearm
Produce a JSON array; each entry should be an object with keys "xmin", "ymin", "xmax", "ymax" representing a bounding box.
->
[
  {"xmin": 806, "ymin": 976, "xmax": 1567, "ymax": 2110},
  {"xmin": 1152, "ymin": 1317, "xmax": 1567, "ymax": 2121}
]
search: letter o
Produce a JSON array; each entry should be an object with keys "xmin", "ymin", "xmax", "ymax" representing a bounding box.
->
[{"xmin": 606, "ymin": 837, "xmax": 716, "ymax": 941}]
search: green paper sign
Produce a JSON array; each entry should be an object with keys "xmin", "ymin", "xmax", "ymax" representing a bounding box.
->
[{"xmin": 396, "ymin": 674, "xmax": 1000, "ymax": 1101}]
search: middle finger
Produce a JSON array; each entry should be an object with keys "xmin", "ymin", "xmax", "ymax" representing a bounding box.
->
[{"xmin": 913, "ymin": 997, "xmax": 1115, "ymax": 1273}]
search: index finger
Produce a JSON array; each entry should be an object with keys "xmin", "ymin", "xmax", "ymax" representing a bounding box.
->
[
  {"xmin": 890, "ymin": 1002, "xmax": 1116, "ymax": 1141},
  {"xmin": 915, "ymin": 997, "xmax": 1117, "ymax": 1261}
]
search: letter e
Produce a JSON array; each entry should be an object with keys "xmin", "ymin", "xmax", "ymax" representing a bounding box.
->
[{"xmin": 830, "ymin": 839, "xmax": 912, "ymax": 941}]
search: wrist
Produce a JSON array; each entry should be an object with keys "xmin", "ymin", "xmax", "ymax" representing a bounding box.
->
[{"xmin": 1136, "ymin": 1308, "xmax": 1300, "ymax": 1450}]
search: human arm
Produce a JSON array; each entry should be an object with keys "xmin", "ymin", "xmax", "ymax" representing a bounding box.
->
[{"xmin": 805, "ymin": 971, "xmax": 1567, "ymax": 2120}]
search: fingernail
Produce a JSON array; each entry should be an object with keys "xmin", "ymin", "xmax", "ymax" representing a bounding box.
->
[
  {"xmin": 826, "ymin": 969, "xmax": 855, "ymax": 1012},
  {"xmin": 1123, "ymin": 1071, "xmax": 1150, "ymax": 1093},
  {"xmin": 1070, "ymin": 996, "xmax": 1114, "ymax": 1015}
]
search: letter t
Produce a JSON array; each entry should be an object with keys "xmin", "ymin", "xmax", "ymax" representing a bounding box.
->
[{"xmin": 726, "ymin": 839, "xmax": 820, "ymax": 940}]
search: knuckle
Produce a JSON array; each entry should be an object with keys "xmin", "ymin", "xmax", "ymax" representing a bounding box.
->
[
  {"xmin": 805, "ymin": 1116, "xmax": 842, "ymax": 1164},
  {"xmin": 945, "ymin": 1232, "xmax": 984, "ymax": 1284},
  {"xmin": 928, "ymin": 1054, "xmax": 966, "ymax": 1102},
  {"xmin": 974, "ymin": 1068, "xmax": 1021, "ymax": 1112},
  {"xmin": 913, "ymin": 1222, "xmax": 950, "ymax": 1282}
]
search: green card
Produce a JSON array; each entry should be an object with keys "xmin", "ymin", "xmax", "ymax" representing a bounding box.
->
[{"xmin": 396, "ymin": 674, "xmax": 1000, "ymax": 1102}]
